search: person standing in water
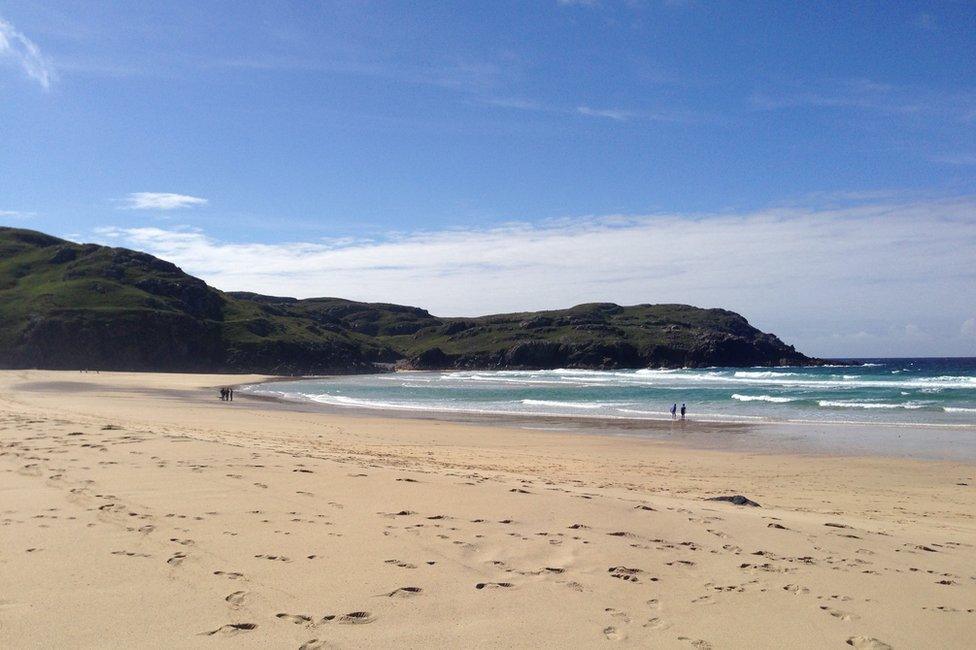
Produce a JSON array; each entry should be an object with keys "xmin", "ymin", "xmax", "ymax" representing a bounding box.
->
[
  {"xmin": 670, "ymin": 403, "xmax": 677, "ymax": 420},
  {"xmin": 680, "ymin": 403, "xmax": 686, "ymax": 419}
]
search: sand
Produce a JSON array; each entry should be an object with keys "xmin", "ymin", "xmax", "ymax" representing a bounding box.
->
[{"xmin": 1, "ymin": 370, "xmax": 974, "ymax": 649}]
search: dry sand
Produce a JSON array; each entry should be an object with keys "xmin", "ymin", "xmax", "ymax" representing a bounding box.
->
[{"xmin": 1, "ymin": 370, "xmax": 974, "ymax": 648}]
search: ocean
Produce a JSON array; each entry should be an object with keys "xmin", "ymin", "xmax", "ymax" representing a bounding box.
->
[{"xmin": 240, "ymin": 358, "xmax": 976, "ymax": 428}]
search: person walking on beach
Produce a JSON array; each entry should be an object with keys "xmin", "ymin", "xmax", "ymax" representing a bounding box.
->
[
  {"xmin": 229, "ymin": 389, "xmax": 234, "ymax": 401},
  {"xmin": 680, "ymin": 403, "xmax": 686, "ymax": 419},
  {"xmin": 219, "ymin": 388, "xmax": 227, "ymax": 401},
  {"xmin": 670, "ymin": 403, "xmax": 677, "ymax": 420}
]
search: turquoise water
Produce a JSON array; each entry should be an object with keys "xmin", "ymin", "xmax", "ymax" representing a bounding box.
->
[{"xmin": 242, "ymin": 358, "xmax": 976, "ymax": 427}]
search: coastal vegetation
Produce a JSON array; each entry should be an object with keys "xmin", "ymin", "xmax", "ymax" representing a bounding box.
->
[{"xmin": 0, "ymin": 227, "xmax": 814, "ymax": 373}]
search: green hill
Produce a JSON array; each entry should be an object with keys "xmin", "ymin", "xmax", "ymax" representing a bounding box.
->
[{"xmin": 0, "ymin": 227, "xmax": 815, "ymax": 373}]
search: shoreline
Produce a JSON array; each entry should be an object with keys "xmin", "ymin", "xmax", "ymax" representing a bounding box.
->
[
  {"xmin": 237, "ymin": 377, "xmax": 976, "ymax": 462},
  {"xmin": 2, "ymin": 369, "xmax": 975, "ymax": 648}
]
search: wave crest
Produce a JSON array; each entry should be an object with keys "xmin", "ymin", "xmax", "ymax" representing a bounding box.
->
[{"xmin": 731, "ymin": 394, "xmax": 795, "ymax": 403}]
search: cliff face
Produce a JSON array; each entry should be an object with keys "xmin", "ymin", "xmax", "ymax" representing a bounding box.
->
[
  {"xmin": 391, "ymin": 303, "xmax": 809, "ymax": 370},
  {"xmin": 0, "ymin": 227, "xmax": 817, "ymax": 373}
]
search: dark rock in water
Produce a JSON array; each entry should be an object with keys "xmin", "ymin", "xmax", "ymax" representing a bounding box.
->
[{"xmin": 706, "ymin": 495, "xmax": 761, "ymax": 507}]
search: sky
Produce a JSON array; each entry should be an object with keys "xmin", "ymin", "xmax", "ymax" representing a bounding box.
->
[{"xmin": 1, "ymin": 1, "xmax": 975, "ymax": 358}]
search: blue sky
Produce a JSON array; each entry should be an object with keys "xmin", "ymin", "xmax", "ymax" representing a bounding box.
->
[{"xmin": 1, "ymin": 1, "xmax": 975, "ymax": 357}]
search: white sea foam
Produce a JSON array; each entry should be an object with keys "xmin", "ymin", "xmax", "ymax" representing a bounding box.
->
[
  {"xmin": 733, "ymin": 371, "xmax": 799, "ymax": 379},
  {"xmin": 731, "ymin": 394, "xmax": 796, "ymax": 403},
  {"xmin": 245, "ymin": 364, "xmax": 976, "ymax": 430},
  {"xmin": 438, "ymin": 368, "xmax": 976, "ymax": 391},
  {"xmin": 521, "ymin": 399, "xmax": 606, "ymax": 410},
  {"xmin": 818, "ymin": 400, "xmax": 928, "ymax": 410}
]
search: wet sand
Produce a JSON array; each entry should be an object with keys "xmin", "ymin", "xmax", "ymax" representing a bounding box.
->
[{"xmin": 1, "ymin": 370, "xmax": 974, "ymax": 648}]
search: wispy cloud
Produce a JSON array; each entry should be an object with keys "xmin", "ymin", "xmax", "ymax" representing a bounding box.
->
[
  {"xmin": 557, "ymin": 0, "xmax": 599, "ymax": 6},
  {"xmin": 484, "ymin": 98, "xmax": 708, "ymax": 124},
  {"xmin": 120, "ymin": 192, "xmax": 209, "ymax": 211},
  {"xmin": 962, "ymin": 318, "xmax": 976, "ymax": 339},
  {"xmin": 93, "ymin": 196, "xmax": 976, "ymax": 357},
  {"xmin": 750, "ymin": 78, "xmax": 976, "ymax": 122},
  {"xmin": 930, "ymin": 153, "xmax": 976, "ymax": 166},
  {"xmin": 202, "ymin": 55, "xmax": 504, "ymax": 94},
  {"xmin": 486, "ymin": 97, "xmax": 550, "ymax": 112},
  {"xmin": 0, "ymin": 16, "xmax": 55, "ymax": 89},
  {"xmin": 0, "ymin": 209, "xmax": 35, "ymax": 220},
  {"xmin": 577, "ymin": 106, "xmax": 635, "ymax": 121},
  {"xmin": 576, "ymin": 104, "xmax": 708, "ymax": 124}
]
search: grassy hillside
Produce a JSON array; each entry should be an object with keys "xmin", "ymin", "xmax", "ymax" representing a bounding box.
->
[{"xmin": 0, "ymin": 227, "xmax": 813, "ymax": 373}]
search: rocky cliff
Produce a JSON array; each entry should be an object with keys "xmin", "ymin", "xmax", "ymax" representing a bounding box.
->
[{"xmin": 0, "ymin": 227, "xmax": 818, "ymax": 373}]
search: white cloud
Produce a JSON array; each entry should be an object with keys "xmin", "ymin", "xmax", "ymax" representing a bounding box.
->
[
  {"xmin": 0, "ymin": 209, "xmax": 34, "ymax": 220},
  {"xmin": 749, "ymin": 78, "xmax": 976, "ymax": 122},
  {"xmin": 962, "ymin": 318, "xmax": 976, "ymax": 339},
  {"xmin": 93, "ymin": 196, "xmax": 976, "ymax": 357},
  {"xmin": 576, "ymin": 105, "xmax": 704, "ymax": 123},
  {"xmin": 120, "ymin": 192, "xmax": 209, "ymax": 211},
  {"xmin": 577, "ymin": 106, "xmax": 635, "ymax": 121},
  {"xmin": 0, "ymin": 17, "xmax": 55, "ymax": 89},
  {"xmin": 931, "ymin": 153, "xmax": 976, "ymax": 166}
]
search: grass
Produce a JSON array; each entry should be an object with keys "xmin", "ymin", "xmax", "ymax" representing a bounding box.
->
[{"xmin": 0, "ymin": 226, "xmax": 808, "ymax": 371}]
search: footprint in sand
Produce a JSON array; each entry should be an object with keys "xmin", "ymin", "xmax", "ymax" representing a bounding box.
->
[
  {"xmin": 677, "ymin": 637, "xmax": 713, "ymax": 649},
  {"xmin": 385, "ymin": 559, "xmax": 417, "ymax": 569},
  {"xmin": 214, "ymin": 570, "xmax": 244, "ymax": 579},
  {"xmin": 276, "ymin": 613, "xmax": 313, "ymax": 624},
  {"xmin": 476, "ymin": 582, "xmax": 513, "ymax": 590},
  {"xmin": 603, "ymin": 625, "xmax": 625, "ymax": 640},
  {"xmin": 299, "ymin": 640, "xmax": 327, "ymax": 650},
  {"xmin": 112, "ymin": 550, "xmax": 152, "ymax": 558},
  {"xmin": 167, "ymin": 552, "xmax": 187, "ymax": 566},
  {"xmin": 643, "ymin": 617, "xmax": 671, "ymax": 631},
  {"xmin": 608, "ymin": 566, "xmax": 643, "ymax": 582},
  {"xmin": 225, "ymin": 591, "xmax": 247, "ymax": 607},
  {"xmin": 846, "ymin": 636, "xmax": 893, "ymax": 650},
  {"xmin": 202, "ymin": 623, "xmax": 257, "ymax": 636},
  {"xmin": 820, "ymin": 605, "xmax": 859, "ymax": 621},
  {"xmin": 338, "ymin": 611, "xmax": 375, "ymax": 624},
  {"xmin": 386, "ymin": 586, "xmax": 423, "ymax": 597}
]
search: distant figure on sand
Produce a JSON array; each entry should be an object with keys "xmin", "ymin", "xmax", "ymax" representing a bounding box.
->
[
  {"xmin": 670, "ymin": 403, "xmax": 677, "ymax": 420},
  {"xmin": 229, "ymin": 389, "xmax": 234, "ymax": 401},
  {"xmin": 680, "ymin": 403, "xmax": 686, "ymax": 419},
  {"xmin": 219, "ymin": 388, "xmax": 227, "ymax": 401}
]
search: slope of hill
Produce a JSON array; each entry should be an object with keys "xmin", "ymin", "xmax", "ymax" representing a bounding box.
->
[{"xmin": 0, "ymin": 227, "xmax": 815, "ymax": 373}]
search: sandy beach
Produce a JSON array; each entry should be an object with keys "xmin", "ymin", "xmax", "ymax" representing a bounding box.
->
[{"xmin": 1, "ymin": 370, "xmax": 974, "ymax": 649}]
